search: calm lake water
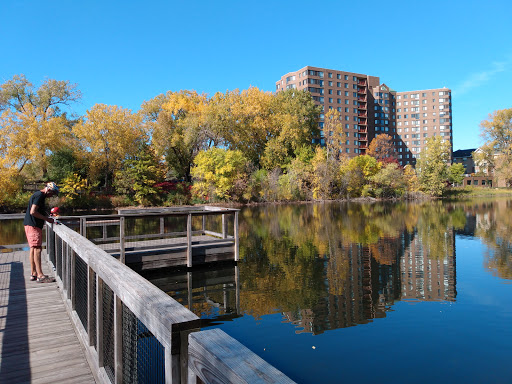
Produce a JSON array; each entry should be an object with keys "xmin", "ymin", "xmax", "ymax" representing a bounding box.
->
[{"xmin": 2, "ymin": 199, "xmax": 512, "ymax": 383}]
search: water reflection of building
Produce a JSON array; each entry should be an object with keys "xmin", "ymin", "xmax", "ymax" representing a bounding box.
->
[
  {"xmin": 283, "ymin": 239, "xmax": 402, "ymax": 335},
  {"xmin": 400, "ymin": 230, "xmax": 456, "ymax": 301},
  {"xmin": 283, "ymin": 229, "xmax": 457, "ymax": 334}
]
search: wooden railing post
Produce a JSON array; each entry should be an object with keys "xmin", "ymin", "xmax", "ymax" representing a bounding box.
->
[
  {"xmin": 235, "ymin": 265, "xmax": 240, "ymax": 314},
  {"xmin": 202, "ymin": 215, "xmax": 206, "ymax": 235},
  {"xmin": 187, "ymin": 214, "xmax": 192, "ymax": 267},
  {"xmin": 87, "ymin": 266, "xmax": 95, "ymax": 347},
  {"xmin": 222, "ymin": 214, "xmax": 227, "ymax": 239},
  {"xmin": 97, "ymin": 276, "xmax": 104, "ymax": 367},
  {"xmin": 165, "ymin": 343, "xmax": 180, "ymax": 384},
  {"xmin": 160, "ymin": 216, "xmax": 165, "ymax": 235},
  {"xmin": 187, "ymin": 272, "xmax": 193, "ymax": 310},
  {"xmin": 69, "ymin": 246, "xmax": 75, "ymax": 304},
  {"xmin": 234, "ymin": 211, "xmax": 239, "ymax": 261},
  {"xmin": 114, "ymin": 295, "xmax": 123, "ymax": 384},
  {"xmin": 80, "ymin": 217, "xmax": 86, "ymax": 238},
  {"xmin": 119, "ymin": 216, "xmax": 125, "ymax": 264}
]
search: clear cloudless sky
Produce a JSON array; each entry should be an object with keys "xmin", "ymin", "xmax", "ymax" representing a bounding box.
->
[{"xmin": 1, "ymin": 0, "xmax": 511, "ymax": 150}]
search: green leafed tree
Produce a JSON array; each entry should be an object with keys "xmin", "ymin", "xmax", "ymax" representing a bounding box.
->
[
  {"xmin": 114, "ymin": 144, "xmax": 165, "ymax": 205},
  {"xmin": 447, "ymin": 163, "xmax": 465, "ymax": 186},
  {"xmin": 416, "ymin": 136, "xmax": 451, "ymax": 196}
]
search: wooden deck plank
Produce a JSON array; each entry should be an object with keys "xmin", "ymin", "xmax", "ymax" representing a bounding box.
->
[{"xmin": 0, "ymin": 250, "xmax": 96, "ymax": 383}]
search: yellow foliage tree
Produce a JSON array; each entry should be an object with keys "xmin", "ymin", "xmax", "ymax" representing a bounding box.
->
[
  {"xmin": 0, "ymin": 75, "xmax": 80, "ymax": 178},
  {"xmin": 73, "ymin": 104, "xmax": 146, "ymax": 188},
  {"xmin": 324, "ymin": 109, "xmax": 345, "ymax": 160},
  {"xmin": 141, "ymin": 90, "xmax": 216, "ymax": 182}
]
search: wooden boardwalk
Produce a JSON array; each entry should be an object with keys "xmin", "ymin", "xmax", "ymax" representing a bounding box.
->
[{"xmin": 0, "ymin": 250, "xmax": 96, "ymax": 384}]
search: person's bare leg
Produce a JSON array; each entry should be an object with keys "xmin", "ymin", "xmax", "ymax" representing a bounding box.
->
[
  {"xmin": 29, "ymin": 247, "xmax": 37, "ymax": 276},
  {"xmin": 34, "ymin": 247, "xmax": 44, "ymax": 278}
]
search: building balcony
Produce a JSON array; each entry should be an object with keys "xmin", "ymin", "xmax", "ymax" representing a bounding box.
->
[
  {"xmin": 358, "ymin": 128, "xmax": 367, "ymax": 133},
  {"xmin": 357, "ymin": 88, "xmax": 366, "ymax": 94},
  {"xmin": 358, "ymin": 120, "xmax": 367, "ymax": 125},
  {"xmin": 357, "ymin": 80, "xmax": 367, "ymax": 86},
  {"xmin": 359, "ymin": 144, "xmax": 368, "ymax": 149},
  {"xmin": 359, "ymin": 136, "xmax": 368, "ymax": 141},
  {"xmin": 358, "ymin": 113, "xmax": 367, "ymax": 117},
  {"xmin": 357, "ymin": 105, "xmax": 367, "ymax": 110},
  {"xmin": 357, "ymin": 97, "xmax": 367, "ymax": 101}
]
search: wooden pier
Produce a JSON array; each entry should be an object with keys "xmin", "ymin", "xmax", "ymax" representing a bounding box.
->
[
  {"xmin": 60, "ymin": 206, "xmax": 240, "ymax": 270},
  {"xmin": 0, "ymin": 206, "xmax": 295, "ymax": 383},
  {"xmin": 0, "ymin": 250, "xmax": 96, "ymax": 383}
]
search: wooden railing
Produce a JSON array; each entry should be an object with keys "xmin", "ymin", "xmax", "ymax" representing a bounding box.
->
[
  {"xmin": 59, "ymin": 206, "xmax": 240, "ymax": 268},
  {"xmin": 45, "ymin": 218, "xmax": 295, "ymax": 384}
]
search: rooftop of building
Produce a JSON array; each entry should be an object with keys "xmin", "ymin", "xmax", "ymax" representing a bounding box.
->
[{"xmin": 453, "ymin": 149, "xmax": 477, "ymax": 158}]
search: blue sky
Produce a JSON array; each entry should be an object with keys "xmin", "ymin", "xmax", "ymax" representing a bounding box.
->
[{"xmin": 1, "ymin": 0, "xmax": 511, "ymax": 151}]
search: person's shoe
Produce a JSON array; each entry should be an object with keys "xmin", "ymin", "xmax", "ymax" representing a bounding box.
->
[
  {"xmin": 37, "ymin": 275, "xmax": 55, "ymax": 283},
  {"xmin": 30, "ymin": 275, "xmax": 37, "ymax": 281}
]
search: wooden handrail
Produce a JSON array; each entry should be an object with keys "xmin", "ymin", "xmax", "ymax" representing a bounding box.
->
[
  {"xmin": 50, "ymin": 223, "xmax": 200, "ymax": 343},
  {"xmin": 46, "ymin": 218, "xmax": 294, "ymax": 383}
]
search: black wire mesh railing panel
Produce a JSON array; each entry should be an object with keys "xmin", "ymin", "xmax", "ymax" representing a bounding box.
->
[
  {"xmin": 56, "ymin": 236, "xmax": 63, "ymax": 279},
  {"xmin": 74, "ymin": 254, "xmax": 88, "ymax": 331},
  {"xmin": 122, "ymin": 304, "xmax": 165, "ymax": 384},
  {"xmin": 91, "ymin": 270, "xmax": 97, "ymax": 350},
  {"xmin": 103, "ymin": 284, "xmax": 115, "ymax": 383},
  {"xmin": 48, "ymin": 226, "xmax": 56, "ymax": 266}
]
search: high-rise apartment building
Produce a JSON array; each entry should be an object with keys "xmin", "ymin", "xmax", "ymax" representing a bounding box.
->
[
  {"xmin": 396, "ymin": 89, "xmax": 452, "ymax": 165},
  {"xmin": 276, "ymin": 66, "xmax": 452, "ymax": 166},
  {"xmin": 276, "ymin": 66, "xmax": 380, "ymax": 156}
]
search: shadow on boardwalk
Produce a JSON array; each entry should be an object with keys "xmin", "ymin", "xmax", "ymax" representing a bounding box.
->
[{"xmin": 0, "ymin": 250, "xmax": 96, "ymax": 384}]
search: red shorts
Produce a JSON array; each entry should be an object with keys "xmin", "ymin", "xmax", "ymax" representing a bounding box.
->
[{"xmin": 25, "ymin": 226, "xmax": 43, "ymax": 248}]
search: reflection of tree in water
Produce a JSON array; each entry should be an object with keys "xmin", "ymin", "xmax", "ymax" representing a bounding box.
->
[
  {"xmin": 238, "ymin": 201, "xmax": 460, "ymax": 334},
  {"xmin": 473, "ymin": 199, "xmax": 512, "ymax": 279},
  {"xmin": 0, "ymin": 220, "xmax": 26, "ymax": 245}
]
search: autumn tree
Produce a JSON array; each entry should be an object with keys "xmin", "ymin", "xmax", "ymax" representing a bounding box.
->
[
  {"xmin": 339, "ymin": 155, "xmax": 381, "ymax": 197},
  {"xmin": 477, "ymin": 108, "xmax": 512, "ymax": 186},
  {"xmin": 370, "ymin": 162, "xmax": 407, "ymax": 197},
  {"xmin": 191, "ymin": 147, "xmax": 251, "ymax": 201},
  {"xmin": 262, "ymin": 89, "xmax": 320, "ymax": 170},
  {"xmin": 367, "ymin": 133, "xmax": 398, "ymax": 164},
  {"xmin": 310, "ymin": 147, "xmax": 344, "ymax": 199},
  {"xmin": 73, "ymin": 104, "xmax": 146, "ymax": 188},
  {"xmin": 0, "ymin": 75, "xmax": 81, "ymax": 179},
  {"xmin": 141, "ymin": 90, "xmax": 219, "ymax": 182},
  {"xmin": 416, "ymin": 136, "xmax": 451, "ymax": 196},
  {"xmin": 324, "ymin": 109, "xmax": 345, "ymax": 160}
]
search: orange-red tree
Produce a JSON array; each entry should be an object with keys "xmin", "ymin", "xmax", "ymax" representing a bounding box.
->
[{"xmin": 367, "ymin": 133, "xmax": 398, "ymax": 164}]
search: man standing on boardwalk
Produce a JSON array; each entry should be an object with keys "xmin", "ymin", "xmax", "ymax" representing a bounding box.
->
[{"xmin": 24, "ymin": 182, "xmax": 59, "ymax": 283}]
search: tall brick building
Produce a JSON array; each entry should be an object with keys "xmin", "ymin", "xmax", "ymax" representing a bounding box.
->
[{"xmin": 275, "ymin": 66, "xmax": 452, "ymax": 166}]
